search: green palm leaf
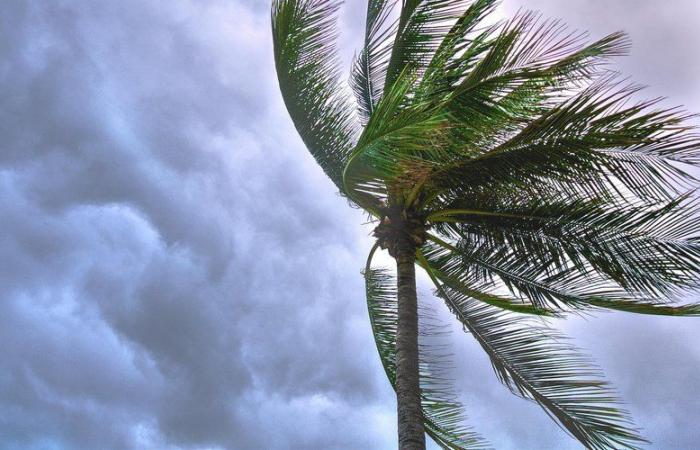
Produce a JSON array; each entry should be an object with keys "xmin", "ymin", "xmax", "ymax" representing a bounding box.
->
[
  {"xmin": 428, "ymin": 193, "xmax": 700, "ymax": 300},
  {"xmin": 272, "ymin": 0, "xmax": 357, "ymax": 187},
  {"xmin": 351, "ymin": 0, "xmax": 396, "ymax": 124},
  {"xmin": 424, "ymin": 233, "xmax": 700, "ymax": 316},
  {"xmin": 422, "ymin": 260, "xmax": 646, "ymax": 450}
]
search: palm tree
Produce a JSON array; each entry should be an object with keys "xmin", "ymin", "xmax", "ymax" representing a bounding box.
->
[{"xmin": 271, "ymin": 0, "xmax": 700, "ymax": 448}]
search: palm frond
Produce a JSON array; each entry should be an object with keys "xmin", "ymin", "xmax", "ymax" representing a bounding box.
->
[
  {"xmin": 424, "ymin": 233, "xmax": 700, "ymax": 316},
  {"xmin": 415, "ymin": 250, "xmax": 559, "ymax": 317},
  {"xmin": 344, "ymin": 20, "xmax": 677, "ymax": 210},
  {"xmin": 385, "ymin": 0, "xmax": 477, "ymax": 90},
  {"xmin": 454, "ymin": 13, "xmax": 628, "ymax": 91},
  {"xmin": 351, "ymin": 0, "xmax": 397, "ymax": 124},
  {"xmin": 427, "ymin": 193, "xmax": 700, "ymax": 300},
  {"xmin": 343, "ymin": 67, "xmax": 448, "ymax": 209},
  {"xmin": 419, "ymin": 0, "xmax": 500, "ymax": 96},
  {"xmin": 432, "ymin": 75, "xmax": 700, "ymax": 204},
  {"xmin": 420, "ymin": 255, "xmax": 647, "ymax": 449},
  {"xmin": 272, "ymin": 0, "xmax": 358, "ymax": 187}
]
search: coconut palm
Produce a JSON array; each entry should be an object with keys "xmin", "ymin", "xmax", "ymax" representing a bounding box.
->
[{"xmin": 271, "ymin": 0, "xmax": 700, "ymax": 448}]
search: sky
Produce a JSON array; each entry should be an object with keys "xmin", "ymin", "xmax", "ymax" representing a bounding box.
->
[{"xmin": 1, "ymin": 1, "xmax": 699, "ymax": 449}]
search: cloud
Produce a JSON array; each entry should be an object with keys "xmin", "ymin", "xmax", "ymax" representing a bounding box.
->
[
  {"xmin": 1, "ymin": 1, "xmax": 389, "ymax": 448},
  {"xmin": 1, "ymin": 0, "xmax": 698, "ymax": 449}
]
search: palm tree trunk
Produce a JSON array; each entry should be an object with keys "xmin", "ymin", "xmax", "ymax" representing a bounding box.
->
[{"xmin": 395, "ymin": 241, "xmax": 425, "ymax": 450}]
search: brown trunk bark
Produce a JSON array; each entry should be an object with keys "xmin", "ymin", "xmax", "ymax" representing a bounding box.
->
[{"xmin": 395, "ymin": 241, "xmax": 425, "ymax": 450}]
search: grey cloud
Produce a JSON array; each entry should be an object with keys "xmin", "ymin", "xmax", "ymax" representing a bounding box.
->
[{"xmin": 1, "ymin": 1, "xmax": 390, "ymax": 449}]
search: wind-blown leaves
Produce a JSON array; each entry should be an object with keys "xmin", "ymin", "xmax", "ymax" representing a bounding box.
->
[
  {"xmin": 416, "ymin": 250, "xmax": 558, "ymax": 317},
  {"xmin": 428, "ymin": 193, "xmax": 700, "ymax": 301},
  {"xmin": 351, "ymin": 0, "xmax": 396, "ymax": 124},
  {"xmin": 421, "ymin": 260, "xmax": 646, "ymax": 450},
  {"xmin": 423, "ymin": 232, "xmax": 700, "ymax": 317},
  {"xmin": 272, "ymin": 0, "xmax": 357, "ymax": 188},
  {"xmin": 385, "ymin": 0, "xmax": 475, "ymax": 89},
  {"xmin": 340, "ymin": 9, "xmax": 699, "ymax": 213},
  {"xmin": 431, "ymin": 76, "xmax": 700, "ymax": 205}
]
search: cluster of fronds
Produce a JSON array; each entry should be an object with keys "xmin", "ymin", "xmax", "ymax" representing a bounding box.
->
[{"xmin": 273, "ymin": 0, "xmax": 700, "ymax": 448}]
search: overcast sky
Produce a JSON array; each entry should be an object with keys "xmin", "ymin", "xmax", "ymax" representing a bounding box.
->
[{"xmin": 1, "ymin": 1, "xmax": 699, "ymax": 449}]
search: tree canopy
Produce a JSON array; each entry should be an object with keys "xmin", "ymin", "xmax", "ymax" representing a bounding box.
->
[{"xmin": 272, "ymin": 1, "xmax": 700, "ymax": 448}]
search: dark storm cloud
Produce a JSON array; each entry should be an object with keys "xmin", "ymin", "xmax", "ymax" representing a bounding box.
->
[
  {"xmin": 1, "ymin": 1, "xmax": 698, "ymax": 449},
  {"xmin": 1, "ymin": 1, "xmax": 391, "ymax": 449}
]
